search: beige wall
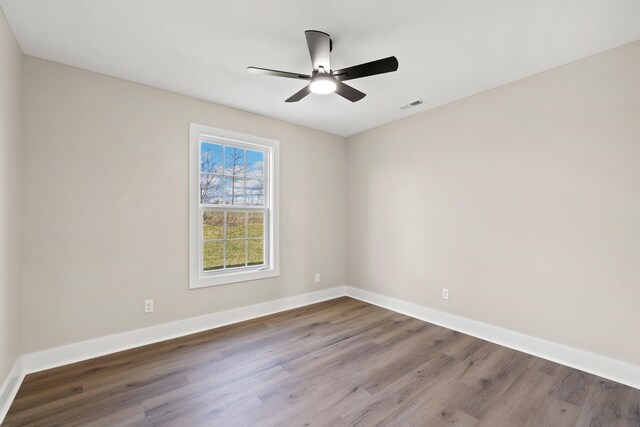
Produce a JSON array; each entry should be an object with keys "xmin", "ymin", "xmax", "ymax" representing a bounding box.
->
[
  {"xmin": 347, "ymin": 41, "xmax": 640, "ymax": 366},
  {"xmin": 20, "ymin": 57, "xmax": 347, "ymax": 353},
  {"xmin": 11, "ymin": 30, "xmax": 640, "ymax": 370},
  {"xmin": 0, "ymin": 10, "xmax": 22, "ymax": 381}
]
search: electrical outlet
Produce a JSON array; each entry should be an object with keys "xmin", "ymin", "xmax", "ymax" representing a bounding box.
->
[
  {"xmin": 315, "ymin": 273, "xmax": 321, "ymax": 283},
  {"xmin": 144, "ymin": 299, "xmax": 154, "ymax": 313},
  {"xmin": 441, "ymin": 288, "xmax": 450, "ymax": 301}
]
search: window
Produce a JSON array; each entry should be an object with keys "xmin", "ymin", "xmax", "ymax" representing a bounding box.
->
[{"xmin": 189, "ymin": 123, "xmax": 279, "ymax": 288}]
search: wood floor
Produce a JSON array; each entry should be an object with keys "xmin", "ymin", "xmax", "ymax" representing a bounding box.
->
[{"xmin": 4, "ymin": 297, "xmax": 639, "ymax": 426}]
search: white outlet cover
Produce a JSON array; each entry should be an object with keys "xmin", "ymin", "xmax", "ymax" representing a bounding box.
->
[{"xmin": 441, "ymin": 288, "xmax": 450, "ymax": 300}]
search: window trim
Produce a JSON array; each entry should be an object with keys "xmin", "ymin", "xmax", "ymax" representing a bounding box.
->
[{"xmin": 189, "ymin": 123, "xmax": 279, "ymax": 289}]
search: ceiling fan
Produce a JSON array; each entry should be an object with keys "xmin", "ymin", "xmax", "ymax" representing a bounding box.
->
[{"xmin": 247, "ymin": 30, "xmax": 399, "ymax": 103}]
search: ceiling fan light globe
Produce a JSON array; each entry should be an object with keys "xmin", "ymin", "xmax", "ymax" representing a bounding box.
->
[{"xmin": 309, "ymin": 76, "xmax": 336, "ymax": 94}]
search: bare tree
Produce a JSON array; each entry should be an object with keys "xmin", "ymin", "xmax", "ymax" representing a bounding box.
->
[
  {"xmin": 200, "ymin": 151, "xmax": 222, "ymax": 204},
  {"xmin": 255, "ymin": 179, "xmax": 264, "ymax": 205},
  {"xmin": 225, "ymin": 148, "xmax": 244, "ymax": 204},
  {"xmin": 244, "ymin": 177, "xmax": 265, "ymax": 206}
]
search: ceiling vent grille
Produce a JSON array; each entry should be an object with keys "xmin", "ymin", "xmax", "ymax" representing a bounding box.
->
[{"xmin": 398, "ymin": 99, "xmax": 424, "ymax": 110}]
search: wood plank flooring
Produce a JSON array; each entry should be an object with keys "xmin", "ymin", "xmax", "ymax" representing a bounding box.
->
[{"xmin": 4, "ymin": 297, "xmax": 640, "ymax": 426}]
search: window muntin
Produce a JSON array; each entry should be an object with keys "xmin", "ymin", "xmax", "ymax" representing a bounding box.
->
[{"xmin": 190, "ymin": 123, "xmax": 278, "ymax": 288}]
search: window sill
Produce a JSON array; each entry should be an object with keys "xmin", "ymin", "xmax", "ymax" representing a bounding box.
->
[{"xmin": 189, "ymin": 267, "xmax": 279, "ymax": 289}]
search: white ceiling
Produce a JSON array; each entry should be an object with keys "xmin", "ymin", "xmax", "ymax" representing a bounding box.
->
[{"xmin": 2, "ymin": 0, "xmax": 640, "ymax": 137}]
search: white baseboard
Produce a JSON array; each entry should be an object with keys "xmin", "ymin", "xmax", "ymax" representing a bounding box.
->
[
  {"xmin": 0, "ymin": 357, "xmax": 25, "ymax": 423},
  {"xmin": 346, "ymin": 286, "xmax": 640, "ymax": 390},
  {"xmin": 21, "ymin": 286, "xmax": 347, "ymax": 375}
]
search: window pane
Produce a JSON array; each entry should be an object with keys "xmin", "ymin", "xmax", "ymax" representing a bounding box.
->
[
  {"xmin": 246, "ymin": 150, "xmax": 264, "ymax": 178},
  {"xmin": 200, "ymin": 174, "xmax": 222, "ymax": 204},
  {"xmin": 226, "ymin": 211, "xmax": 246, "ymax": 238},
  {"xmin": 233, "ymin": 178, "xmax": 246, "ymax": 205},
  {"xmin": 202, "ymin": 211, "xmax": 224, "ymax": 240},
  {"xmin": 200, "ymin": 142, "xmax": 223, "ymax": 174},
  {"xmin": 224, "ymin": 146, "xmax": 245, "ymax": 176},
  {"xmin": 247, "ymin": 212, "xmax": 264, "ymax": 238},
  {"xmin": 225, "ymin": 241, "xmax": 246, "ymax": 268},
  {"xmin": 224, "ymin": 177, "xmax": 245, "ymax": 205},
  {"xmin": 203, "ymin": 241, "xmax": 223, "ymax": 270},
  {"xmin": 248, "ymin": 240, "xmax": 264, "ymax": 266},
  {"xmin": 245, "ymin": 178, "xmax": 264, "ymax": 206}
]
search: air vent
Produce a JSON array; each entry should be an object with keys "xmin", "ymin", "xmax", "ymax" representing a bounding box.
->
[{"xmin": 398, "ymin": 99, "xmax": 424, "ymax": 110}]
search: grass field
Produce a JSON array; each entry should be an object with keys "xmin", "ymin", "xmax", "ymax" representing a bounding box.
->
[{"xmin": 202, "ymin": 211, "xmax": 265, "ymax": 270}]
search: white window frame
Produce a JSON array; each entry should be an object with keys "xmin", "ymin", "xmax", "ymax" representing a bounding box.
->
[{"xmin": 189, "ymin": 123, "xmax": 279, "ymax": 288}]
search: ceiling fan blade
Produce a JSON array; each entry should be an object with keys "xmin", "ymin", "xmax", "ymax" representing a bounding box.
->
[
  {"xmin": 285, "ymin": 85, "xmax": 311, "ymax": 102},
  {"xmin": 247, "ymin": 67, "xmax": 310, "ymax": 80},
  {"xmin": 335, "ymin": 81, "xmax": 366, "ymax": 102},
  {"xmin": 333, "ymin": 56, "xmax": 399, "ymax": 81},
  {"xmin": 305, "ymin": 30, "xmax": 331, "ymax": 71}
]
